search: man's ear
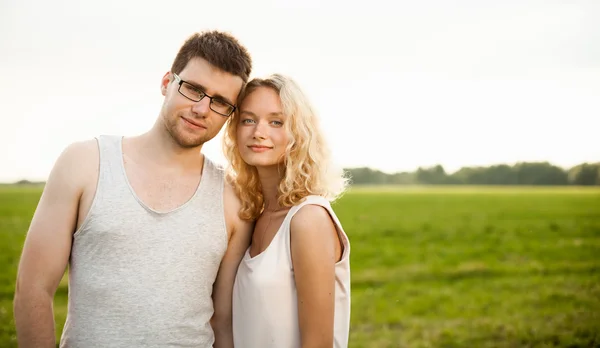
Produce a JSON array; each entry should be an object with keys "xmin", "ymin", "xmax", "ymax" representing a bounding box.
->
[{"xmin": 161, "ymin": 72, "xmax": 172, "ymax": 96}]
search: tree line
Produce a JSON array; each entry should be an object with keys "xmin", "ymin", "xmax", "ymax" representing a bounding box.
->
[
  {"xmin": 344, "ymin": 162, "xmax": 600, "ymax": 186},
  {"xmin": 11, "ymin": 162, "xmax": 600, "ymax": 186}
]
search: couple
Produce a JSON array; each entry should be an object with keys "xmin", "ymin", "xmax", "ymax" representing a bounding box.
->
[{"xmin": 13, "ymin": 30, "xmax": 351, "ymax": 347}]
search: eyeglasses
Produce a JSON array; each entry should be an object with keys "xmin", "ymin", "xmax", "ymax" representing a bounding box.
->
[{"xmin": 172, "ymin": 73, "xmax": 236, "ymax": 117}]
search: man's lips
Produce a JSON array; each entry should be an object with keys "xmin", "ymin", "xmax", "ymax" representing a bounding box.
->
[{"xmin": 181, "ymin": 116, "xmax": 206, "ymax": 129}]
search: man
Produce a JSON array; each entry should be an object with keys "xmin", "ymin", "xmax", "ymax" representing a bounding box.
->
[{"xmin": 13, "ymin": 30, "xmax": 253, "ymax": 348}]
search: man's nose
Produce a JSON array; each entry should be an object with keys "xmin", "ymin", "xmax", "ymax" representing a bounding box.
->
[{"xmin": 191, "ymin": 96, "xmax": 211, "ymax": 116}]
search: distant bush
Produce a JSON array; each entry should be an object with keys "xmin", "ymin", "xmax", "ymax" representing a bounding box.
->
[{"xmin": 345, "ymin": 161, "xmax": 600, "ymax": 186}]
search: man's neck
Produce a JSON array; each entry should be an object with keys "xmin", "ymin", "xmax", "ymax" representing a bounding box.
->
[{"xmin": 128, "ymin": 125, "xmax": 204, "ymax": 173}]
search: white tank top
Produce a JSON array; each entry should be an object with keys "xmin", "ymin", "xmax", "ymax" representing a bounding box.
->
[
  {"xmin": 60, "ymin": 135, "xmax": 228, "ymax": 347},
  {"xmin": 232, "ymin": 195, "xmax": 351, "ymax": 348}
]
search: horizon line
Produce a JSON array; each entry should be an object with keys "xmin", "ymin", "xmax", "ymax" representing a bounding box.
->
[{"xmin": 2, "ymin": 159, "xmax": 598, "ymax": 185}]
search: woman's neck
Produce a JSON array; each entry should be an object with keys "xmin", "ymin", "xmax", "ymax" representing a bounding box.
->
[{"xmin": 257, "ymin": 165, "xmax": 285, "ymax": 212}]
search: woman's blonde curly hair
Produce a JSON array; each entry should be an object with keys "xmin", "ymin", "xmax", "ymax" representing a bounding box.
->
[{"xmin": 223, "ymin": 74, "xmax": 349, "ymax": 221}]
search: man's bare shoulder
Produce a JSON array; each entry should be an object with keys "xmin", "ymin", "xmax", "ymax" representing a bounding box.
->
[
  {"xmin": 51, "ymin": 139, "xmax": 100, "ymax": 189},
  {"xmin": 222, "ymin": 178, "xmax": 253, "ymax": 241},
  {"xmin": 223, "ymin": 178, "xmax": 242, "ymax": 210},
  {"xmin": 58, "ymin": 138, "xmax": 98, "ymax": 168},
  {"xmin": 61, "ymin": 138, "xmax": 98, "ymax": 157}
]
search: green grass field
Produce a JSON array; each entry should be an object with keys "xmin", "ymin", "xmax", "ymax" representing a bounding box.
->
[{"xmin": 1, "ymin": 184, "xmax": 599, "ymax": 347}]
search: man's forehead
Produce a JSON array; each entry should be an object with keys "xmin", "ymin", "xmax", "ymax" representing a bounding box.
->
[{"xmin": 179, "ymin": 58, "xmax": 243, "ymax": 101}]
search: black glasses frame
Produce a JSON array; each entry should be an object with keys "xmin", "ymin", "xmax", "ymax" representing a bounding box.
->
[{"xmin": 172, "ymin": 73, "xmax": 236, "ymax": 117}]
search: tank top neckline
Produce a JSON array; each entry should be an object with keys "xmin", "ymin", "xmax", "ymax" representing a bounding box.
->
[
  {"xmin": 116, "ymin": 135, "xmax": 209, "ymax": 215},
  {"xmin": 243, "ymin": 195, "xmax": 350, "ymax": 264},
  {"xmin": 245, "ymin": 206, "xmax": 294, "ymax": 261}
]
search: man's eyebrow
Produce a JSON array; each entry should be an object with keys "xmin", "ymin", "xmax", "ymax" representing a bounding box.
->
[{"xmin": 185, "ymin": 80, "xmax": 235, "ymax": 105}]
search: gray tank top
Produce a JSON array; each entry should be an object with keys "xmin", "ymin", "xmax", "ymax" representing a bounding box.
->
[{"xmin": 59, "ymin": 135, "xmax": 228, "ymax": 348}]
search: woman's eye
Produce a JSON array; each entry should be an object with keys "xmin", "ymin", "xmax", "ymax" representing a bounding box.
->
[{"xmin": 241, "ymin": 119, "xmax": 255, "ymax": 124}]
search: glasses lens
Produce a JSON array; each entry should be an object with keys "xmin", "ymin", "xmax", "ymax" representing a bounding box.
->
[
  {"xmin": 210, "ymin": 100, "xmax": 234, "ymax": 116},
  {"xmin": 180, "ymin": 83, "xmax": 204, "ymax": 101}
]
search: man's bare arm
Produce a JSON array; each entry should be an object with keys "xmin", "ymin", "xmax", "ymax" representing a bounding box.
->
[
  {"xmin": 13, "ymin": 141, "xmax": 96, "ymax": 348},
  {"xmin": 211, "ymin": 182, "xmax": 253, "ymax": 348}
]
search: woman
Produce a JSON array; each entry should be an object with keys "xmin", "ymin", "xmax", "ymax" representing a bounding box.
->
[{"xmin": 223, "ymin": 74, "xmax": 351, "ymax": 347}]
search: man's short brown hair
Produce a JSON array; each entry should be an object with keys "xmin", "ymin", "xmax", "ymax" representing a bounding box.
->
[{"xmin": 171, "ymin": 30, "xmax": 252, "ymax": 82}]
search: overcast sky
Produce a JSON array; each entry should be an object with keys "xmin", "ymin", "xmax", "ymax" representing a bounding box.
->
[{"xmin": 1, "ymin": 0, "xmax": 599, "ymax": 182}]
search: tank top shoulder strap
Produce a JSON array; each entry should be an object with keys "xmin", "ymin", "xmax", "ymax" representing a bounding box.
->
[
  {"xmin": 94, "ymin": 135, "xmax": 129, "ymax": 190},
  {"xmin": 96, "ymin": 134, "xmax": 122, "ymax": 157},
  {"xmin": 195, "ymin": 155, "xmax": 225, "ymax": 203},
  {"xmin": 200, "ymin": 156, "xmax": 225, "ymax": 187},
  {"xmin": 74, "ymin": 135, "xmax": 129, "ymax": 236},
  {"xmin": 286, "ymin": 195, "xmax": 328, "ymax": 215}
]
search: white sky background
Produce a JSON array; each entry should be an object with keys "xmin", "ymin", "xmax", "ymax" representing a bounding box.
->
[{"xmin": 0, "ymin": 0, "xmax": 599, "ymax": 182}]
